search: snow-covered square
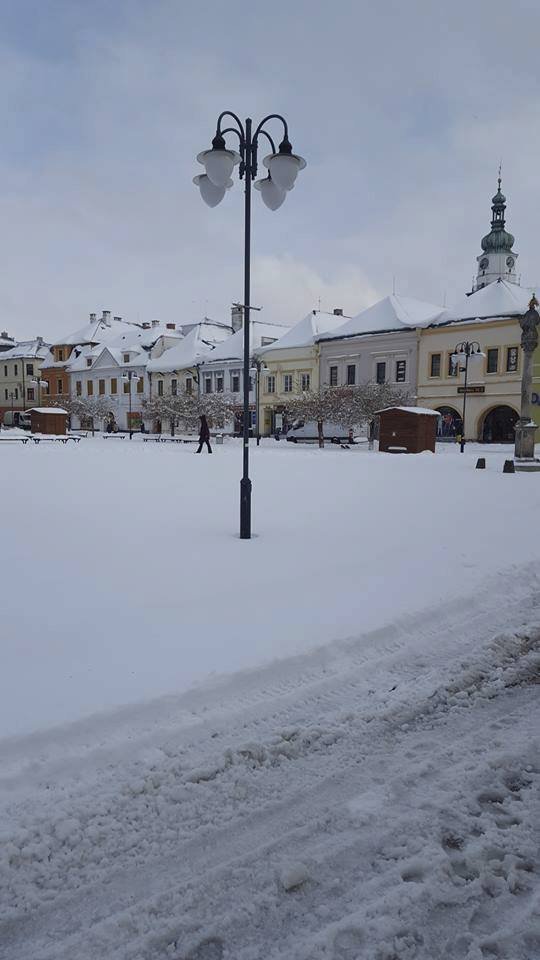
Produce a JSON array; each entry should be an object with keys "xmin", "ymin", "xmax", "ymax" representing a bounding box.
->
[{"xmin": 1, "ymin": 439, "xmax": 539, "ymax": 960}]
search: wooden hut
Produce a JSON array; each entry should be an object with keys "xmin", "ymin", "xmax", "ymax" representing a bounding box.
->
[
  {"xmin": 30, "ymin": 407, "xmax": 69, "ymax": 436},
  {"xmin": 377, "ymin": 406, "xmax": 439, "ymax": 454}
]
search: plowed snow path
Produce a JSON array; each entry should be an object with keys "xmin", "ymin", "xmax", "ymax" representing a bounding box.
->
[{"xmin": 1, "ymin": 568, "xmax": 539, "ymax": 960}]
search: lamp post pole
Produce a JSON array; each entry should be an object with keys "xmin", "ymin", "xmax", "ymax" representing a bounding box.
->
[
  {"xmin": 194, "ymin": 111, "xmax": 305, "ymax": 539},
  {"xmin": 453, "ymin": 341, "xmax": 482, "ymax": 453},
  {"xmin": 122, "ymin": 371, "xmax": 138, "ymax": 438}
]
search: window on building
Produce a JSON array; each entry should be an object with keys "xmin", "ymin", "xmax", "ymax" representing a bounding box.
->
[
  {"xmin": 57, "ymin": 349, "xmax": 64, "ymax": 362},
  {"xmin": 447, "ymin": 353, "xmax": 458, "ymax": 377},
  {"xmin": 266, "ymin": 374, "xmax": 276, "ymax": 394},
  {"xmin": 111, "ymin": 378, "xmax": 117, "ymax": 395},
  {"xmin": 329, "ymin": 365, "xmax": 338, "ymax": 386},
  {"xmin": 27, "ymin": 388, "xmax": 35, "ymax": 401},
  {"xmin": 395, "ymin": 360, "xmax": 406, "ymax": 382},
  {"xmin": 76, "ymin": 381, "xmax": 82, "ymax": 396},
  {"xmin": 376, "ymin": 361, "xmax": 386, "ymax": 384},
  {"xmin": 4, "ymin": 389, "xmax": 7, "ymax": 400},
  {"xmin": 157, "ymin": 380, "xmax": 164, "ymax": 396},
  {"xmin": 283, "ymin": 374, "xmax": 293, "ymax": 393},
  {"xmin": 204, "ymin": 377, "xmax": 213, "ymax": 394},
  {"xmin": 57, "ymin": 378, "xmax": 63, "ymax": 394},
  {"xmin": 26, "ymin": 363, "xmax": 34, "ymax": 376},
  {"xmin": 14, "ymin": 364, "xmax": 18, "ymax": 376},
  {"xmin": 3, "ymin": 365, "xmax": 7, "ymax": 376},
  {"xmin": 123, "ymin": 380, "xmax": 130, "ymax": 394},
  {"xmin": 87, "ymin": 380, "xmax": 93, "ymax": 396},
  {"xmin": 43, "ymin": 381, "xmax": 49, "ymax": 395},
  {"xmin": 486, "ymin": 348, "xmax": 499, "ymax": 374},
  {"xmin": 231, "ymin": 373, "xmax": 240, "ymax": 393},
  {"xmin": 506, "ymin": 346, "xmax": 518, "ymax": 372},
  {"xmin": 99, "ymin": 379, "xmax": 105, "ymax": 395},
  {"xmin": 137, "ymin": 378, "xmax": 144, "ymax": 394},
  {"xmin": 171, "ymin": 378, "xmax": 177, "ymax": 395},
  {"xmin": 301, "ymin": 373, "xmax": 310, "ymax": 392},
  {"xmin": 216, "ymin": 375, "xmax": 224, "ymax": 392},
  {"xmin": 86, "ymin": 358, "xmax": 92, "ymax": 367},
  {"xmin": 14, "ymin": 388, "xmax": 18, "ymax": 400},
  {"xmin": 123, "ymin": 353, "xmax": 130, "ymax": 363},
  {"xmin": 186, "ymin": 378, "xmax": 193, "ymax": 395},
  {"xmin": 430, "ymin": 353, "xmax": 441, "ymax": 377},
  {"xmin": 346, "ymin": 364, "xmax": 356, "ymax": 385}
]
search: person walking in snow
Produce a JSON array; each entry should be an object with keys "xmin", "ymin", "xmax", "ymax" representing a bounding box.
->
[{"xmin": 196, "ymin": 414, "xmax": 212, "ymax": 453}]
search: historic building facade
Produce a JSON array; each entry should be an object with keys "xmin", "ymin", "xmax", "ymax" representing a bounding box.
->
[
  {"xmin": 418, "ymin": 181, "xmax": 531, "ymax": 441},
  {"xmin": 0, "ymin": 338, "xmax": 49, "ymax": 420}
]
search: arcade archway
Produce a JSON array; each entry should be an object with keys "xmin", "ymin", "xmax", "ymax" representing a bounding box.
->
[
  {"xmin": 481, "ymin": 405, "xmax": 519, "ymax": 443},
  {"xmin": 435, "ymin": 406, "xmax": 462, "ymax": 439}
]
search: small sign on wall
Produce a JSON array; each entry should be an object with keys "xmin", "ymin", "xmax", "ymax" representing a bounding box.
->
[{"xmin": 457, "ymin": 385, "xmax": 485, "ymax": 394}]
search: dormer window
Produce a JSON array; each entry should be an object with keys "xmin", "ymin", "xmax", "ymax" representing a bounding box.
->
[
  {"xmin": 86, "ymin": 358, "xmax": 92, "ymax": 367},
  {"xmin": 123, "ymin": 353, "xmax": 130, "ymax": 363},
  {"xmin": 57, "ymin": 349, "xmax": 64, "ymax": 362}
]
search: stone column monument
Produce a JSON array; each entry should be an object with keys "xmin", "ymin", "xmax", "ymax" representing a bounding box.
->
[{"xmin": 514, "ymin": 294, "xmax": 540, "ymax": 468}]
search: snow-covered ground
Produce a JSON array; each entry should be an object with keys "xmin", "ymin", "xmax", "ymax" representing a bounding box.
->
[{"xmin": 1, "ymin": 439, "xmax": 539, "ymax": 959}]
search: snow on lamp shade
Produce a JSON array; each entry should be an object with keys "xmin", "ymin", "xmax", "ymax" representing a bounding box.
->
[
  {"xmin": 263, "ymin": 152, "xmax": 306, "ymax": 192},
  {"xmin": 193, "ymin": 174, "xmax": 232, "ymax": 208},
  {"xmin": 254, "ymin": 176, "xmax": 287, "ymax": 211},
  {"xmin": 196, "ymin": 148, "xmax": 240, "ymax": 187}
]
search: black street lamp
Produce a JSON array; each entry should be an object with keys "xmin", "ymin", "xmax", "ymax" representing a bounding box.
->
[
  {"xmin": 121, "ymin": 371, "xmax": 140, "ymax": 438},
  {"xmin": 194, "ymin": 112, "xmax": 306, "ymax": 539},
  {"xmin": 451, "ymin": 341, "xmax": 483, "ymax": 453}
]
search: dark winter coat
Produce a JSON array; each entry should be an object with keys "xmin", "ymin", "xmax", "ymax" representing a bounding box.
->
[{"xmin": 198, "ymin": 416, "xmax": 210, "ymax": 441}]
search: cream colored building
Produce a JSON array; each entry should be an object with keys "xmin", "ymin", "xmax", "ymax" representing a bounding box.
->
[
  {"xmin": 255, "ymin": 309, "xmax": 347, "ymax": 435},
  {"xmin": 418, "ymin": 179, "xmax": 534, "ymax": 442},
  {"xmin": 0, "ymin": 338, "xmax": 49, "ymax": 421},
  {"xmin": 417, "ymin": 281, "xmax": 531, "ymax": 441}
]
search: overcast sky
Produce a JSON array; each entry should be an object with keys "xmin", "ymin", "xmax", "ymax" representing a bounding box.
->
[{"xmin": 2, "ymin": 0, "xmax": 539, "ymax": 341}]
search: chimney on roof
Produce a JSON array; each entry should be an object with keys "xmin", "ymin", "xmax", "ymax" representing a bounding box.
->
[
  {"xmin": 142, "ymin": 322, "xmax": 151, "ymax": 330},
  {"xmin": 36, "ymin": 336, "xmax": 43, "ymax": 346},
  {"xmin": 166, "ymin": 323, "xmax": 176, "ymax": 330},
  {"xmin": 231, "ymin": 303, "xmax": 243, "ymax": 332},
  {"xmin": 152, "ymin": 319, "xmax": 159, "ymax": 328},
  {"xmin": 333, "ymin": 308, "xmax": 343, "ymax": 316},
  {"xmin": 102, "ymin": 310, "xmax": 111, "ymax": 326},
  {"xmin": 90, "ymin": 313, "xmax": 96, "ymax": 322},
  {"xmin": 113, "ymin": 316, "xmax": 121, "ymax": 322},
  {"xmin": 1, "ymin": 331, "xmax": 8, "ymax": 338}
]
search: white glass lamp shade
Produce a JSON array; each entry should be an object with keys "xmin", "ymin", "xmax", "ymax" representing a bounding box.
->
[
  {"xmin": 196, "ymin": 148, "xmax": 240, "ymax": 187},
  {"xmin": 254, "ymin": 176, "xmax": 286, "ymax": 211},
  {"xmin": 263, "ymin": 151, "xmax": 306, "ymax": 192},
  {"xmin": 193, "ymin": 173, "xmax": 232, "ymax": 208}
]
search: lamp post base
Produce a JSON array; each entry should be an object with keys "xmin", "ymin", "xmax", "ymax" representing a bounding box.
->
[
  {"xmin": 240, "ymin": 477, "xmax": 252, "ymax": 539},
  {"xmin": 514, "ymin": 420, "xmax": 538, "ymax": 461}
]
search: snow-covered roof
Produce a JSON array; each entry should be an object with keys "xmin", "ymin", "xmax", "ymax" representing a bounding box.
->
[
  {"xmin": 30, "ymin": 407, "xmax": 68, "ymax": 415},
  {"xmin": 203, "ymin": 321, "xmax": 289, "ymax": 364},
  {"xmin": 377, "ymin": 406, "xmax": 440, "ymax": 417},
  {"xmin": 319, "ymin": 295, "xmax": 448, "ymax": 342},
  {"xmin": 257, "ymin": 311, "xmax": 346, "ymax": 353},
  {"xmin": 53, "ymin": 315, "xmax": 141, "ymax": 348},
  {"xmin": 0, "ymin": 339, "xmax": 49, "ymax": 360},
  {"xmin": 448, "ymin": 278, "xmax": 533, "ymax": 323},
  {"xmin": 0, "ymin": 333, "xmax": 16, "ymax": 348},
  {"xmin": 147, "ymin": 326, "xmax": 218, "ymax": 373}
]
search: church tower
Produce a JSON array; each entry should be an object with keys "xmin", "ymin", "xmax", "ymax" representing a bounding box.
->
[{"xmin": 473, "ymin": 177, "xmax": 518, "ymax": 292}]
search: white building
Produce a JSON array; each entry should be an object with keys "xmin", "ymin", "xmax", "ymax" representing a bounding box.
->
[
  {"xmin": 0, "ymin": 337, "xmax": 50, "ymax": 421},
  {"xmin": 146, "ymin": 319, "xmax": 234, "ymax": 403},
  {"xmin": 317, "ymin": 295, "xmax": 448, "ymax": 395},
  {"xmin": 68, "ymin": 321, "xmax": 182, "ymax": 431},
  {"xmin": 199, "ymin": 319, "xmax": 288, "ymax": 434}
]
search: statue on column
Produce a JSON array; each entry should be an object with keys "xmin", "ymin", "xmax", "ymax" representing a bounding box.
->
[{"xmin": 514, "ymin": 294, "xmax": 540, "ymax": 465}]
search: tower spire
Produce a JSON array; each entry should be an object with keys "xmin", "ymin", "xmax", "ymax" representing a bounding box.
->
[{"xmin": 472, "ymin": 174, "xmax": 518, "ymax": 292}]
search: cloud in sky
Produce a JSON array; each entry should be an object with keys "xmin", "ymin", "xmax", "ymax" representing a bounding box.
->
[{"xmin": 1, "ymin": 0, "xmax": 539, "ymax": 340}]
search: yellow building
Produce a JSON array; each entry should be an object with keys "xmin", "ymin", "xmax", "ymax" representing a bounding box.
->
[
  {"xmin": 256, "ymin": 309, "xmax": 347, "ymax": 435},
  {"xmin": 417, "ymin": 281, "xmax": 532, "ymax": 441}
]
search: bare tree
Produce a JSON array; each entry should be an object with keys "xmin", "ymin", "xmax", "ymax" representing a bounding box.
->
[
  {"xmin": 143, "ymin": 391, "xmax": 235, "ymax": 435},
  {"xmin": 284, "ymin": 381, "xmax": 411, "ymax": 448}
]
